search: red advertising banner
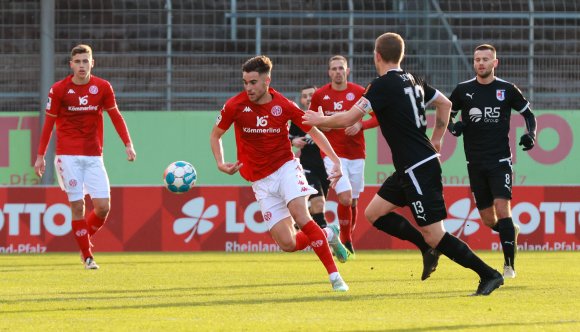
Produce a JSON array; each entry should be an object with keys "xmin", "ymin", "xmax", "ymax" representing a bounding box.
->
[{"xmin": 0, "ymin": 186, "xmax": 578, "ymax": 253}]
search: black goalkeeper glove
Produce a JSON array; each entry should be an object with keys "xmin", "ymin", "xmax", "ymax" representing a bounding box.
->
[
  {"xmin": 449, "ymin": 121, "xmax": 465, "ymax": 137},
  {"xmin": 519, "ymin": 133, "xmax": 535, "ymax": 151}
]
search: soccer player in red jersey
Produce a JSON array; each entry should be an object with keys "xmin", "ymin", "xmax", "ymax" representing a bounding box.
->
[
  {"xmin": 309, "ymin": 55, "xmax": 378, "ymax": 257},
  {"xmin": 34, "ymin": 44, "xmax": 136, "ymax": 270},
  {"xmin": 209, "ymin": 56, "xmax": 350, "ymax": 292}
]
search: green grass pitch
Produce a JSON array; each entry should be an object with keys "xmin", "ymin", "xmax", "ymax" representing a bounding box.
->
[{"xmin": 1, "ymin": 250, "xmax": 578, "ymax": 331}]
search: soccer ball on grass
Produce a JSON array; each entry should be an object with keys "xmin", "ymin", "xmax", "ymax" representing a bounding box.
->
[{"xmin": 163, "ymin": 161, "xmax": 197, "ymax": 193}]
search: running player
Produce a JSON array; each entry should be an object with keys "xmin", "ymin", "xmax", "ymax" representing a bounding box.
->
[
  {"xmin": 209, "ymin": 56, "xmax": 350, "ymax": 292},
  {"xmin": 303, "ymin": 33, "xmax": 504, "ymax": 296}
]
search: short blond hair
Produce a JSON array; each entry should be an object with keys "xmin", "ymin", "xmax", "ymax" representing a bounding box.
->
[{"xmin": 70, "ymin": 44, "xmax": 93, "ymax": 59}]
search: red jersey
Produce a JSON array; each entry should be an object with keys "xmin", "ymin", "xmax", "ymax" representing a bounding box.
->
[
  {"xmin": 310, "ymin": 82, "xmax": 366, "ymax": 159},
  {"xmin": 45, "ymin": 75, "xmax": 117, "ymax": 156},
  {"xmin": 216, "ymin": 88, "xmax": 311, "ymax": 182}
]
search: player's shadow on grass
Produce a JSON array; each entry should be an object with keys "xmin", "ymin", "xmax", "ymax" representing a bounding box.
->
[
  {"xmin": 359, "ymin": 320, "xmax": 580, "ymax": 332},
  {"xmin": 0, "ymin": 279, "xmax": 528, "ymax": 313}
]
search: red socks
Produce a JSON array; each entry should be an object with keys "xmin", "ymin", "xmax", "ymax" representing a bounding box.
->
[
  {"xmin": 87, "ymin": 211, "xmax": 106, "ymax": 236},
  {"xmin": 72, "ymin": 219, "xmax": 92, "ymax": 260},
  {"xmin": 294, "ymin": 231, "xmax": 310, "ymax": 251},
  {"xmin": 337, "ymin": 203, "xmax": 352, "ymax": 244},
  {"xmin": 300, "ymin": 221, "xmax": 338, "ymax": 274}
]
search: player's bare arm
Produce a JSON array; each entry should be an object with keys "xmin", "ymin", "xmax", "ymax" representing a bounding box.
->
[
  {"xmin": 306, "ymin": 126, "xmax": 342, "ymax": 188},
  {"xmin": 209, "ymin": 125, "xmax": 242, "ymax": 175},
  {"xmin": 303, "ymin": 105, "xmax": 363, "ymax": 129},
  {"xmin": 429, "ymin": 93, "xmax": 452, "ymax": 152}
]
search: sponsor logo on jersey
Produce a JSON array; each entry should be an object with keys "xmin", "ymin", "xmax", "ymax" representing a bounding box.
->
[
  {"xmin": 67, "ymin": 89, "xmax": 75, "ymax": 94},
  {"xmin": 68, "ymin": 179, "xmax": 77, "ymax": 187},
  {"xmin": 468, "ymin": 107, "xmax": 483, "ymax": 122},
  {"xmin": 346, "ymin": 92, "xmax": 355, "ymax": 101},
  {"xmin": 271, "ymin": 105, "xmax": 282, "ymax": 116},
  {"xmin": 323, "ymin": 95, "xmax": 330, "ymax": 100},
  {"xmin": 45, "ymin": 97, "xmax": 51, "ymax": 110},
  {"xmin": 496, "ymin": 89, "xmax": 505, "ymax": 101},
  {"xmin": 466, "ymin": 92, "xmax": 474, "ymax": 99},
  {"xmin": 243, "ymin": 106, "xmax": 252, "ymax": 112},
  {"xmin": 89, "ymin": 85, "xmax": 99, "ymax": 94},
  {"xmin": 468, "ymin": 106, "xmax": 500, "ymax": 123},
  {"xmin": 242, "ymin": 127, "xmax": 281, "ymax": 134},
  {"xmin": 215, "ymin": 114, "xmax": 222, "ymax": 125},
  {"xmin": 67, "ymin": 95, "xmax": 98, "ymax": 111}
]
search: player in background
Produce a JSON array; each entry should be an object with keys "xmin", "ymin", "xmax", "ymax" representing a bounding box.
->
[
  {"xmin": 303, "ymin": 33, "xmax": 504, "ymax": 296},
  {"xmin": 309, "ymin": 55, "xmax": 378, "ymax": 257},
  {"xmin": 447, "ymin": 44, "xmax": 537, "ymax": 279},
  {"xmin": 34, "ymin": 44, "xmax": 136, "ymax": 270},
  {"xmin": 209, "ymin": 56, "xmax": 350, "ymax": 292},
  {"xmin": 289, "ymin": 85, "xmax": 331, "ymax": 229}
]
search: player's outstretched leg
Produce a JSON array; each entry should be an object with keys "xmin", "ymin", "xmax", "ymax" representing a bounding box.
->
[
  {"xmin": 300, "ymin": 221, "xmax": 349, "ymax": 291},
  {"xmin": 374, "ymin": 212, "xmax": 439, "ymax": 280},
  {"xmin": 435, "ymin": 232, "xmax": 503, "ymax": 295}
]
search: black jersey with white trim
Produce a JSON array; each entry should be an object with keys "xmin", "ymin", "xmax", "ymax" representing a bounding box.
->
[
  {"xmin": 449, "ymin": 77, "xmax": 529, "ymax": 163},
  {"xmin": 363, "ymin": 69, "xmax": 439, "ymax": 172}
]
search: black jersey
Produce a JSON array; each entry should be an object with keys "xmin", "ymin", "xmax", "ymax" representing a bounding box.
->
[
  {"xmin": 289, "ymin": 122, "xmax": 326, "ymax": 171},
  {"xmin": 364, "ymin": 69, "xmax": 438, "ymax": 172},
  {"xmin": 449, "ymin": 77, "xmax": 529, "ymax": 163}
]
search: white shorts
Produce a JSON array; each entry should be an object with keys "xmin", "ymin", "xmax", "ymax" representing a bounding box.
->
[
  {"xmin": 251, "ymin": 159, "xmax": 317, "ymax": 230},
  {"xmin": 323, "ymin": 156, "xmax": 365, "ymax": 198},
  {"xmin": 55, "ymin": 155, "xmax": 110, "ymax": 202}
]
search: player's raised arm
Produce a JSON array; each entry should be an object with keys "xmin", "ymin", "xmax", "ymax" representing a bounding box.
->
[
  {"xmin": 303, "ymin": 103, "xmax": 365, "ymax": 129},
  {"xmin": 209, "ymin": 124, "xmax": 242, "ymax": 175}
]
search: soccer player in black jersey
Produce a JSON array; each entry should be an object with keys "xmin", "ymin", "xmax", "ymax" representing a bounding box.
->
[
  {"xmin": 289, "ymin": 85, "xmax": 331, "ymax": 229},
  {"xmin": 448, "ymin": 44, "xmax": 537, "ymax": 279},
  {"xmin": 304, "ymin": 32, "xmax": 504, "ymax": 296}
]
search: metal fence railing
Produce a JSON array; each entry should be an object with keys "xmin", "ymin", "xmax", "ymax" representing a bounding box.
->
[{"xmin": 1, "ymin": 0, "xmax": 579, "ymax": 111}]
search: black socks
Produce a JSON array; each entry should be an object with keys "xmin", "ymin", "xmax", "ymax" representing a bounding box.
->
[
  {"xmin": 311, "ymin": 212, "xmax": 327, "ymax": 228},
  {"xmin": 436, "ymin": 232, "xmax": 496, "ymax": 279},
  {"xmin": 497, "ymin": 217, "xmax": 516, "ymax": 267},
  {"xmin": 373, "ymin": 212, "xmax": 430, "ymax": 253}
]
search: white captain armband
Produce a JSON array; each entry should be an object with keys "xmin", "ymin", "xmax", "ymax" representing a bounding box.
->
[{"xmin": 353, "ymin": 96, "xmax": 373, "ymax": 115}]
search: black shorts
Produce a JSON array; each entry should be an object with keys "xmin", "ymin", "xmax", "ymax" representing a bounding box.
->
[
  {"xmin": 467, "ymin": 159, "xmax": 513, "ymax": 210},
  {"xmin": 377, "ymin": 158, "xmax": 447, "ymax": 227},
  {"xmin": 304, "ymin": 167, "xmax": 330, "ymax": 199}
]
